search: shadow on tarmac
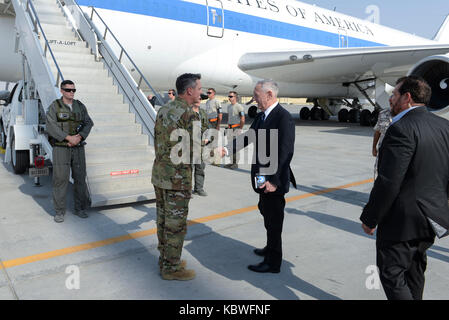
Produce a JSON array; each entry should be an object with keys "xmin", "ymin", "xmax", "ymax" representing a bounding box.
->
[
  {"xmin": 185, "ymin": 223, "xmax": 341, "ymax": 300},
  {"xmin": 286, "ymin": 208, "xmax": 449, "ymax": 264},
  {"xmin": 296, "ymin": 184, "xmax": 370, "ymax": 208}
]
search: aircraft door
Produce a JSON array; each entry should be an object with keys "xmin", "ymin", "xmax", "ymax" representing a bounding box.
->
[
  {"xmin": 338, "ymin": 28, "xmax": 349, "ymax": 48},
  {"xmin": 206, "ymin": 0, "xmax": 224, "ymax": 38}
]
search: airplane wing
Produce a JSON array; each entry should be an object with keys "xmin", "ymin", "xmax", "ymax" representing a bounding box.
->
[{"xmin": 238, "ymin": 44, "xmax": 449, "ymax": 85}]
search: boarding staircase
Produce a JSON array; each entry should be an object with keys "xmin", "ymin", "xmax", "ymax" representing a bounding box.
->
[{"xmin": 11, "ymin": 0, "xmax": 162, "ymax": 206}]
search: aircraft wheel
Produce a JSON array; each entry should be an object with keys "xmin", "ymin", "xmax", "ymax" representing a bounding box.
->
[
  {"xmin": 338, "ymin": 109, "xmax": 349, "ymax": 122},
  {"xmin": 11, "ymin": 133, "xmax": 29, "ymax": 174},
  {"xmin": 299, "ymin": 107, "xmax": 310, "ymax": 120},
  {"xmin": 348, "ymin": 109, "xmax": 360, "ymax": 123},
  {"xmin": 370, "ymin": 110, "xmax": 380, "ymax": 127},
  {"xmin": 360, "ymin": 110, "xmax": 372, "ymax": 126},
  {"xmin": 310, "ymin": 106, "xmax": 322, "ymax": 120},
  {"xmin": 321, "ymin": 108, "xmax": 330, "ymax": 120},
  {"xmin": 248, "ymin": 106, "xmax": 258, "ymax": 118}
]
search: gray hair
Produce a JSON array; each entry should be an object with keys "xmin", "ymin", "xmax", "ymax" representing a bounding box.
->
[
  {"xmin": 256, "ymin": 79, "xmax": 279, "ymax": 97},
  {"xmin": 176, "ymin": 73, "xmax": 201, "ymax": 95}
]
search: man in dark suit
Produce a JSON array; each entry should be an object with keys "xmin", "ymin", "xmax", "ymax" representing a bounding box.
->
[
  {"xmin": 220, "ymin": 80, "xmax": 296, "ymax": 273},
  {"xmin": 360, "ymin": 76, "xmax": 449, "ymax": 300}
]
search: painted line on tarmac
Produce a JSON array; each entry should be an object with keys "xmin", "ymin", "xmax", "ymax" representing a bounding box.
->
[{"xmin": 0, "ymin": 178, "xmax": 374, "ymax": 270}]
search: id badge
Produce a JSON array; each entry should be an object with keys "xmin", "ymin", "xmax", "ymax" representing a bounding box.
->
[
  {"xmin": 255, "ymin": 175, "xmax": 266, "ymax": 189},
  {"xmin": 57, "ymin": 112, "xmax": 70, "ymax": 121}
]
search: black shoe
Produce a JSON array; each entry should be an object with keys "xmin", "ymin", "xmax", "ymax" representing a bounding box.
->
[
  {"xmin": 253, "ymin": 247, "xmax": 267, "ymax": 257},
  {"xmin": 248, "ymin": 262, "xmax": 280, "ymax": 273}
]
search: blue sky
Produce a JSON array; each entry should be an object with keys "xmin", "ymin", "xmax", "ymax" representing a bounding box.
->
[{"xmin": 299, "ymin": 0, "xmax": 449, "ymax": 39}]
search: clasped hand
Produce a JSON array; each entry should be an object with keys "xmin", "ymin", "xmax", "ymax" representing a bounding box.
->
[{"xmin": 66, "ymin": 134, "xmax": 82, "ymax": 147}]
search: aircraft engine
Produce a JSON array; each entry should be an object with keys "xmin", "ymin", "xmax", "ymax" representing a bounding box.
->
[{"xmin": 408, "ymin": 54, "xmax": 449, "ymax": 111}]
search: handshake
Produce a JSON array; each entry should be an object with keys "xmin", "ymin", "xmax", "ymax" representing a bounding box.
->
[{"xmin": 215, "ymin": 146, "xmax": 227, "ymax": 158}]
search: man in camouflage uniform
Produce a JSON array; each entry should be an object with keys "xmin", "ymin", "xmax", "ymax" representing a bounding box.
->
[
  {"xmin": 192, "ymin": 101, "xmax": 210, "ymax": 197},
  {"xmin": 46, "ymin": 80, "xmax": 94, "ymax": 223},
  {"xmin": 226, "ymin": 91, "xmax": 245, "ymax": 169},
  {"xmin": 151, "ymin": 73, "xmax": 202, "ymax": 281},
  {"xmin": 205, "ymin": 88, "xmax": 222, "ymax": 130}
]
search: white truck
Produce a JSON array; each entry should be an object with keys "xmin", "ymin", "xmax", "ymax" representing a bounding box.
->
[{"xmin": 0, "ymin": 80, "xmax": 51, "ymax": 178}]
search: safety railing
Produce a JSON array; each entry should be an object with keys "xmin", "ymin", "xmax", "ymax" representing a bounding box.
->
[
  {"xmin": 63, "ymin": 0, "xmax": 161, "ymax": 142},
  {"xmin": 88, "ymin": 6, "xmax": 164, "ymax": 106},
  {"xmin": 24, "ymin": 0, "xmax": 64, "ymax": 87}
]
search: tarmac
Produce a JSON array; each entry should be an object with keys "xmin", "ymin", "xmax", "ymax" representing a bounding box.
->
[{"xmin": 0, "ymin": 112, "xmax": 448, "ymax": 300}]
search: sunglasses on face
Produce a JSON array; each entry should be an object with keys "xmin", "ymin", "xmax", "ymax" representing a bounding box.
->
[
  {"xmin": 228, "ymin": 95, "xmax": 235, "ymax": 98},
  {"xmin": 207, "ymin": 92, "xmax": 213, "ymax": 95},
  {"xmin": 168, "ymin": 92, "xmax": 174, "ymax": 95},
  {"xmin": 62, "ymin": 88, "xmax": 76, "ymax": 93}
]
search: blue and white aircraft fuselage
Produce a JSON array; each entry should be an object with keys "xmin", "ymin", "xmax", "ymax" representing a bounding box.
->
[{"xmin": 1, "ymin": 0, "xmax": 449, "ymax": 107}]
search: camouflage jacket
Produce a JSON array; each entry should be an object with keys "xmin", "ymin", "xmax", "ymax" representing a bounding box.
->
[{"xmin": 151, "ymin": 97, "xmax": 200, "ymax": 190}]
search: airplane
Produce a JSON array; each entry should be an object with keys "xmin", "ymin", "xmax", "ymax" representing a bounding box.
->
[{"xmin": 1, "ymin": 0, "xmax": 448, "ymax": 125}]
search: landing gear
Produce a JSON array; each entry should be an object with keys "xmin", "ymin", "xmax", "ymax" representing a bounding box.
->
[
  {"xmin": 348, "ymin": 109, "xmax": 360, "ymax": 123},
  {"xmin": 248, "ymin": 105, "xmax": 258, "ymax": 118},
  {"xmin": 338, "ymin": 109, "xmax": 349, "ymax": 122},
  {"xmin": 300, "ymin": 99, "xmax": 331, "ymax": 121},
  {"xmin": 299, "ymin": 107, "xmax": 310, "ymax": 120},
  {"xmin": 310, "ymin": 106, "xmax": 322, "ymax": 120},
  {"xmin": 360, "ymin": 110, "xmax": 372, "ymax": 126}
]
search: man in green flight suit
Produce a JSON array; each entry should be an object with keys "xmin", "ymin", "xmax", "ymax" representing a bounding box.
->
[
  {"xmin": 46, "ymin": 80, "xmax": 94, "ymax": 223},
  {"xmin": 151, "ymin": 73, "xmax": 202, "ymax": 281}
]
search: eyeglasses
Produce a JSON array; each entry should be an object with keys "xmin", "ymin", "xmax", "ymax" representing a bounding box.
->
[
  {"xmin": 62, "ymin": 88, "xmax": 76, "ymax": 93},
  {"xmin": 168, "ymin": 92, "xmax": 174, "ymax": 95},
  {"xmin": 207, "ymin": 92, "xmax": 213, "ymax": 95},
  {"xmin": 228, "ymin": 95, "xmax": 235, "ymax": 98}
]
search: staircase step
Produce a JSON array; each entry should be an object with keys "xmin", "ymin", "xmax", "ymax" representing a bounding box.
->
[
  {"xmin": 86, "ymin": 160, "xmax": 152, "ymax": 178},
  {"xmin": 53, "ymin": 50, "xmax": 97, "ymax": 61},
  {"xmin": 53, "ymin": 65, "xmax": 109, "ymax": 78},
  {"xmin": 84, "ymin": 103, "xmax": 130, "ymax": 113},
  {"xmin": 88, "ymin": 174, "xmax": 153, "ymax": 194},
  {"xmin": 77, "ymin": 96, "xmax": 125, "ymax": 105},
  {"xmin": 85, "ymin": 146, "xmax": 154, "ymax": 165},
  {"xmin": 40, "ymin": 23, "xmax": 76, "ymax": 38},
  {"xmin": 42, "ymin": 39, "xmax": 91, "ymax": 54},
  {"xmin": 38, "ymin": 13, "xmax": 68, "ymax": 26},
  {"xmin": 89, "ymin": 187, "xmax": 155, "ymax": 207},
  {"xmin": 88, "ymin": 112, "xmax": 135, "ymax": 121},
  {"xmin": 86, "ymin": 134, "xmax": 149, "ymax": 149},
  {"xmin": 89, "ymin": 123, "xmax": 142, "ymax": 136},
  {"xmin": 48, "ymin": 56, "xmax": 103, "ymax": 69}
]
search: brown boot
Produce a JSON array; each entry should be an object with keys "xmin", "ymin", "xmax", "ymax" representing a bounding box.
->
[
  {"xmin": 159, "ymin": 260, "xmax": 187, "ymax": 272},
  {"xmin": 161, "ymin": 268, "xmax": 196, "ymax": 281}
]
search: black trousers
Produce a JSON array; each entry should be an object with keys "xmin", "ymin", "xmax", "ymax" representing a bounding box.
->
[
  {"xmin": 258, "ymin": 193, "xmax": 286, "ymax": 269},
  {"xmin": 376, "ymin": 237, "xmax": 435, "ymax": 300}
]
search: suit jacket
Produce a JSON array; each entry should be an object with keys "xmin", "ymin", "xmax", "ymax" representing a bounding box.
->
[
  {"xmin": 230, "ymin": 103, "xmax": 296, "ymax": 195},
  {"xmin": 360, "ymin": 107, "xmax": 449, "ymax": 241}
]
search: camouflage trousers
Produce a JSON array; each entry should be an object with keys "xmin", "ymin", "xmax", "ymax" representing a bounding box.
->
[{"xmin": 154, "ymin": 186, "xmax": 191, "ymax": 272}]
